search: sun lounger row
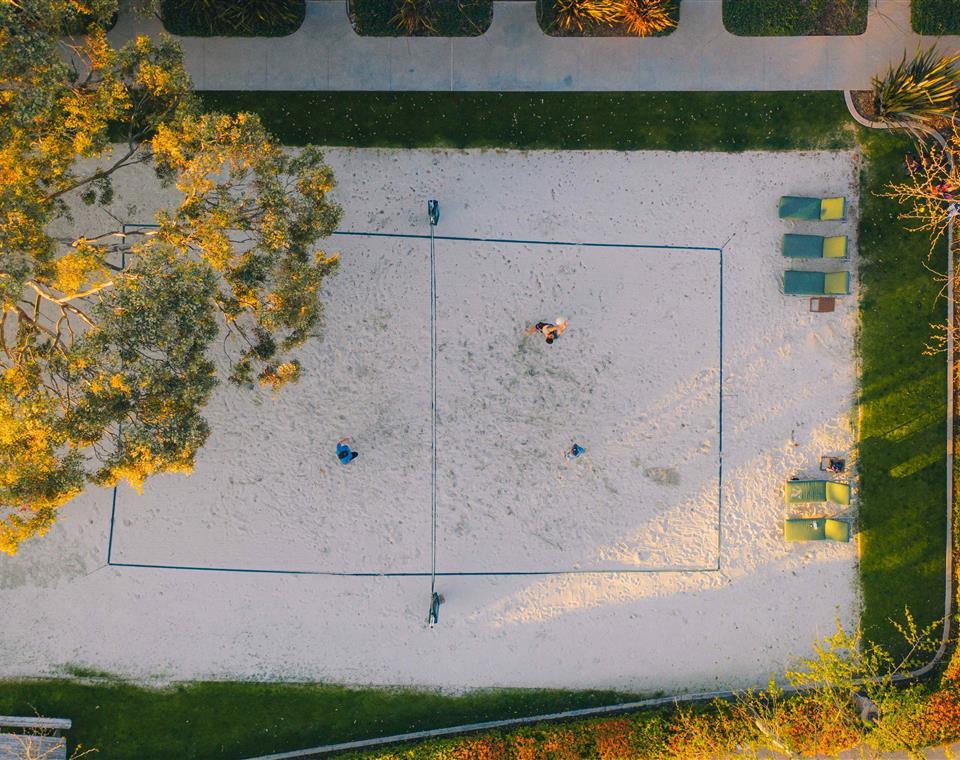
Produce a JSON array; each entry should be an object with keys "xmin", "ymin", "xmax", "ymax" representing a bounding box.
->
[
  {"xmin": 778, "ymin": 196, "xmax": 850, "ymax": 296},
  {"xmin": 777, "ymin": 201, "xmax": 854, "ymax": 542}
]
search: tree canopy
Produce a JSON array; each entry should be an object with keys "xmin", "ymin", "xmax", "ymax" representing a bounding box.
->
[{"xmin": 0, "ymin": 0, "xmax": 342, "ymax": 554}]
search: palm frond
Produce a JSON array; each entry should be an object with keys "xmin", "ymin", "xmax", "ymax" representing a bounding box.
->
[
  {"xmin": 391, "ymin": 0, "xmax": 436, "ymax": 35},
  {"xmin": 614, "ymin": 0, "xmax": 675, "ymax": 37},
  {"xmin": 873, "ymin": 46, "xmax": 960, "ymax": 134},
  {"xmin": 552, "ymin": 0, "xmax": 619, "ymax": 33}
]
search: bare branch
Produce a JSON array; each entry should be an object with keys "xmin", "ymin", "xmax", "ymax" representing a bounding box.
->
[
  {"xmin": 25, "ymin": 279, "xmax": 115, "ymax": 306},
  {"xmin": 63, "ymin": 304, "xmax": 97, "ymax": 329}
]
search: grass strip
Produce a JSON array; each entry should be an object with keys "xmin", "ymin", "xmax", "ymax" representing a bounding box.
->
[
  {"xmin": 0, "ymin": 681, "xmax": 648, "ymax": 760},
  {"xmin": 199, "ymin": 91, "xmax": 855, "ymax": 150},
  {"xmin": 856, "ymin": 129, "xmax": 948, "ymax": 656}
]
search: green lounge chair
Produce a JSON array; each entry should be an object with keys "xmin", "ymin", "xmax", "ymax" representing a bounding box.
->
[
  {"xmin": 783, "ymin": 270, "xmax": 850, "ymax": 295},
  {"xmin": 779, "ymin": 196, "xmax": 847, "ymax": 221},
  {"xmin": 782, "ymin": 234, "xmax": 847, "ymax": 259},
  {"xmin": 784, "ymin": 517, "xmax": 852, "ymax": 542},
  {"xmin": 784, "ymin": 479, "xmax": 851, "ymax": 505}
]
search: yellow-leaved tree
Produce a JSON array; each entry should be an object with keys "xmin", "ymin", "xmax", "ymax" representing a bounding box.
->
[{"xmin": 0, "ymin": 0, "xmax": 342, "ymax": 554}]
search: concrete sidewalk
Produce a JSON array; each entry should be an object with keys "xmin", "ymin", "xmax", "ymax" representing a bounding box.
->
[{"xmin": 110, "ymin": 0, "xmax": 960, "ymax": 91}]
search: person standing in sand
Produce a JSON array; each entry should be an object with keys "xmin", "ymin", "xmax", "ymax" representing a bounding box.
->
[{"xmin": 525, "ymin": 317, "xmax": 568, "ymax": 345}]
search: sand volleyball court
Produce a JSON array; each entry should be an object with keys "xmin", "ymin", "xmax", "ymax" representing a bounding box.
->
[
  {"xmin": 0, "ymin": 149, "xmax": 860, "ymax": 692},
  {"xmin": 107, "ymin": 234, "xmax": 721, "ymax": 575}
]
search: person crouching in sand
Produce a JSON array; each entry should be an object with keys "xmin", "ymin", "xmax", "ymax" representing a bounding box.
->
[{"xmin": 525, "ymin": 317, "xmax": 568, "ymax": 345}]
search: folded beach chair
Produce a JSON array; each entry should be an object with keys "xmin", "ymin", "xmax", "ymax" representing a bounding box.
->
[
  {"xmin": 784, "ymin": 479, "xmax": 851, "ymax": 505},
  {"xmin": 779, "ymin": 196, "xmax": 847, "ymax": 221},
  {"xmin": 782, "ymin": 234, "xmax": 848, "ymax": 259},
  {"xmin": 784, "ymin": 517, "xmax": 852, "ymax": 542},
  {"xmin": 783, "ymin": 270, "xmax": 850, "ymax": 295}
]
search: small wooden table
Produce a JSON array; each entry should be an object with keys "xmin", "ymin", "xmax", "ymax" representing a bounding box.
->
[
  {"xmin": 0, "ymin": 715, "xmax": 71, "ymax": 760},
  {"xmin": 809, "ymin": 296, "xmax": 836, "ymax": 313}
]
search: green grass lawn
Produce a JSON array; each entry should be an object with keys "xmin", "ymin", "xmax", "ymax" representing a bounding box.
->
[
  {"xmin": 911, "ymin": 0, "xmax": 960, "ymax": 35},
  {"xmin": 0, "ymin": 681, "xmax": 649, "ymax": 759},
  {"xmin": 723, "ymin": 0, "xmax": 867, "ymax": 35},
  {"xmin": 198, "ymin": 91, "xmax": 854, "ymax": 150},
  {"xmin": 3, "ymin": 92, "xmax": 948, "ymax": 757},
  {"xmin": 856, "ymin": 130, "xmax": 949, "ymax": 656}
]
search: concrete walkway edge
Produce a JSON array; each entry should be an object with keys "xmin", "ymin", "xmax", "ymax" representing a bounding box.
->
[{"xmin": 109, "ymin": 0, "xmax": 960, "ymax": 92}]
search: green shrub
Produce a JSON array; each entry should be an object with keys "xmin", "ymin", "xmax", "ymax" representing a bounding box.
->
[
  {"xmin": 550, "ymin": 0, "xmax": 619, "ymax": 34},
  {"xmin": 618, "ymin": 0, "xmax": 677, "ymax": 36},
  {"xmin": 392, "ymin": 0, "xmax": 437, "ymax": 34},
  {"xmin": 350, "ymin": 0, "xmax": 492, "ymax": 37},
  {"xmin": 723, "ymin": 0, "xmax": 867, "ymax": 35},
  {"xmin": 538, "ymin": 0, "xmax": 679, "ymax": 36},
  {"xmin": 160, "ymin": 0, "xmax": 306, "ymax": 37}
]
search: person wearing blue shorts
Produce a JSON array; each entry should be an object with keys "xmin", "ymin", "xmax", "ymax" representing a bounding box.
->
[
  {"xmin": 525, "ymin": 318, "xmax": 568, "ymax": 345},
  {"xmin": 336, "ymin": 438, "xmax": 359, "ymax": 464}
]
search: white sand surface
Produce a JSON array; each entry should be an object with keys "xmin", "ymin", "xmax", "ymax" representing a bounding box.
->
[{"xmin": 0, "ymin": 148, "xmax": 860, "ymax": 693}]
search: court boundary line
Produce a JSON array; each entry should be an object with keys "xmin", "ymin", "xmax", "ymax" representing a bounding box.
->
[{"xmin": 107, "ymin": 225, "xmax": 724, "ymax": 577}]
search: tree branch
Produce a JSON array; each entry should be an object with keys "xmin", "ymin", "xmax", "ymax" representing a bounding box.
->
[
  {"xmin": 12, "ymin": 306, "xmax": 66, "ymax": 354},
  {"xmin": 63, "ymin": 304, "xmax": 97, "ymax": 329},
  {"xmin": 25, "ymin": 279, "xmax": 115, "ymax": 306},
  {"xmin": 44, "ymin": 144, "xmax": 148, "ymax": 202},
  {"xmin": 0, "ymin": 310, "xmax": 11, "ymax": 362}
]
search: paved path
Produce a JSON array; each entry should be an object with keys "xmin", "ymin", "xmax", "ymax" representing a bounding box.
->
[{"xmin": 110, "ymin": 0, "xmax": 960, "ymax": 91}]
